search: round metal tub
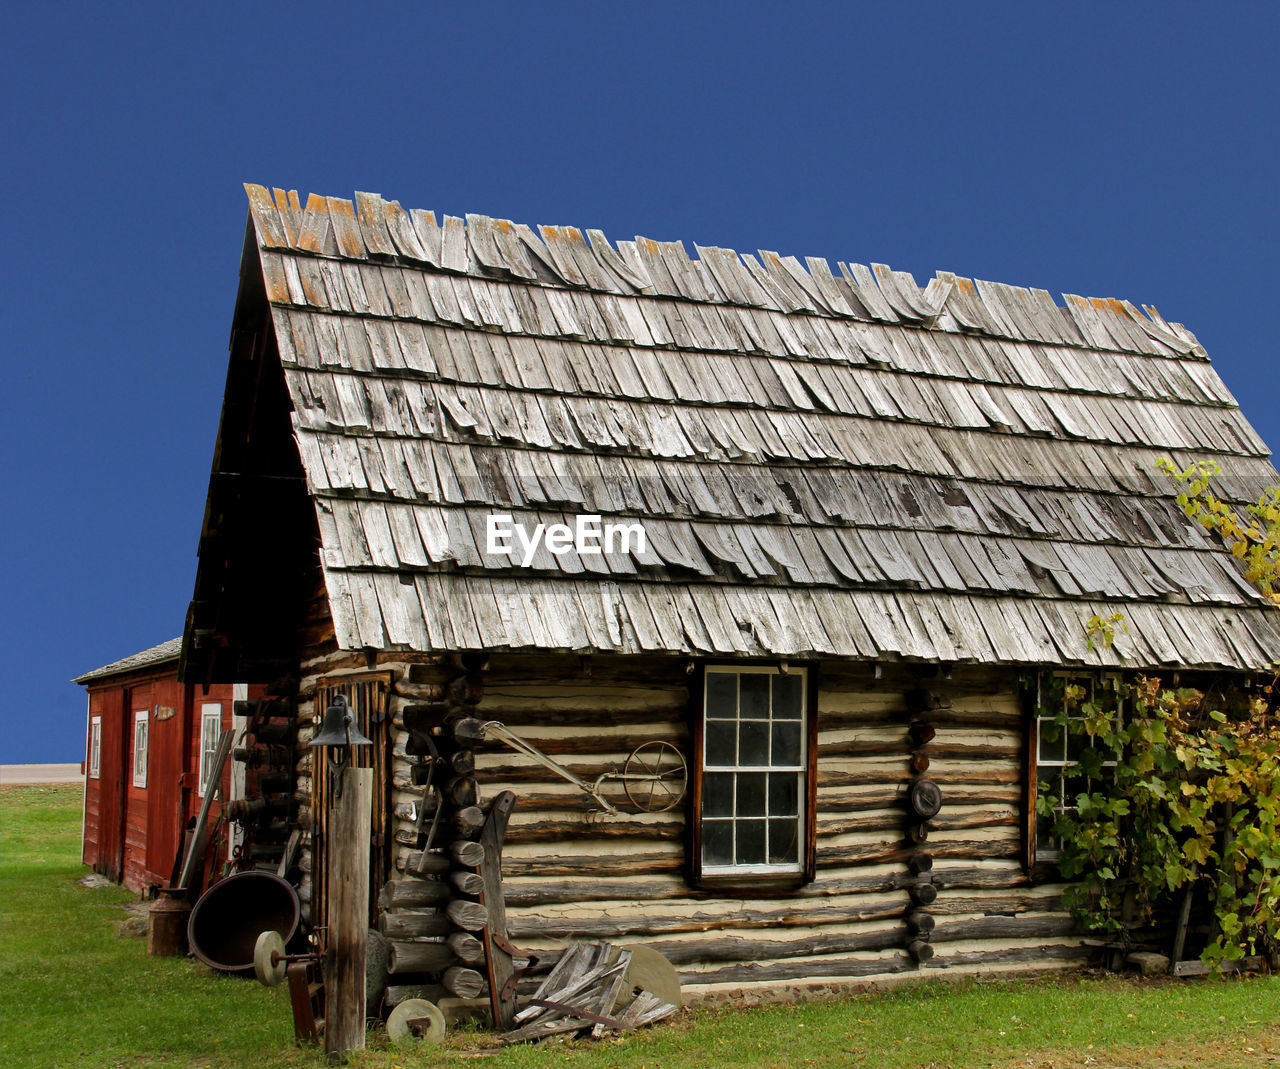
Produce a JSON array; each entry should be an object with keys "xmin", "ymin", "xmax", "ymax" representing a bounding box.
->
[{"xmin": 187, "ymin": 870, "xmax": 300, "ymax": 973}]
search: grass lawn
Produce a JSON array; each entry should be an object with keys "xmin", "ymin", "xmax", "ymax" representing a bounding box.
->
[{"xmin": 2, "ymin": 783, "xmax": 1278, "ymax": 1068}]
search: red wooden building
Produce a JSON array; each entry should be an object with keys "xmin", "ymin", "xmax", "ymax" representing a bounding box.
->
[{"xmin": 75, "ymin": 638, "xmax": 261, "ymax": 894}]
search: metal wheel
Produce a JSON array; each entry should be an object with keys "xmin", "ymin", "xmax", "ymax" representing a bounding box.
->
[
  {"xmin": 617, "ymin": 943, "xmax": 682, "ymax": 1009},
  {"xmin": 387, "ymin": 998, "xmax": 446, "ymax": 1047},
  {"xmin": 622, "ymin": 741, "xmax": 687, "ymax": 813},
  {"xmin": 253, "ymin": 929, "xmax": 287, "ymax": 987}
]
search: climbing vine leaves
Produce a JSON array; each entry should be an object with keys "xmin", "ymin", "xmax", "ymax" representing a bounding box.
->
[
  {"xmin": 1084, "ymin": 612, "xmax": 1127, "ymax": 652},
  {"xmin": 1039, "ymin": 675, "xmax": 1280, "ymax": 965},
  {"xmin": 1044, "ymin": 460, "xmax": 1280, "ymax": 965},
  {"xmin": 1157, "ymin": 457, "xmax": 1280, "ymax": 604}
]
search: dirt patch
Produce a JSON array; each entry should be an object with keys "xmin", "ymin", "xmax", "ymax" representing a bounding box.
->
[
  {"xmin": 115, "ymin": 900, "xmax": 148, "ymax": 937},
  {"xmin": 991, "ymin": 1025, "xmax": 1280, "ymax": 1068}
]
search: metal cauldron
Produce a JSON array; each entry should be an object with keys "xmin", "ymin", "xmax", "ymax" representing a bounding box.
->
[{"xmin": 187, "ymin": 870, "xmax": 300, "ymax": 973}]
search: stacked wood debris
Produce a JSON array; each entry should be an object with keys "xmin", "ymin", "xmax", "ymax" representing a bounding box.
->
[{"xmin": 501, "ymin": 942, "xmax": 678, "ymax": 1044}]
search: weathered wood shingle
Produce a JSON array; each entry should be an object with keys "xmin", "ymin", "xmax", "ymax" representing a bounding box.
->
[{"xmin": 243, "ymin": 185, "xmax": 1280, "ymax": 669}]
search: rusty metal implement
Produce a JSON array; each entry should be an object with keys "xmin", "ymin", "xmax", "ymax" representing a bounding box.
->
[{"xmin": 479, "ymin": 721, "xmax": 686, "ymax": 814}]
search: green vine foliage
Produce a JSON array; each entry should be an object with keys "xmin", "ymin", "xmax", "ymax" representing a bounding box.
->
[
  {"xmin": 1039, "ymin": 675, "xmax": 1280, "ymax": 965},
  {"xmin": 1083, "ymin": 611, "xmax": 1127, "ymax": 652},
  {"xmin": 1043, "ymin": 460, "xmax": 1280, "ymax": 965},
  {"xmin": 1039, "ymin": 681, "xmax": 1280, "ymax": 967},
  {"xmin": 1156, "ymin": 457, "xmax": 1280, "ymax": 604}
]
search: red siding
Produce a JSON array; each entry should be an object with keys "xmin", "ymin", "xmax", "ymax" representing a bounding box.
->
[
  {"xmin": 145, "ymin": 677, "xmax": 187, "ymax": 884},
  {"xmin": 123, "ymin": 682, "xmax": 151, "ymax": 892},
  {"xmin": 82, "ymin": 692, "xmax": 104, "ymax": 868},
  {"xmin": 94, "ymin": 687, "xmax": 127, "ymax": 883},
  {"xmin": 81, "ymin": 663, "xmax": 265, "ymax": 894}
]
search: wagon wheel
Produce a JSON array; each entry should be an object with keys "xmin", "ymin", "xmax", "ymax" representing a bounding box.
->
[{"xmin": 622, "ymin": 741, "xmax": 687, "ymax": 813}]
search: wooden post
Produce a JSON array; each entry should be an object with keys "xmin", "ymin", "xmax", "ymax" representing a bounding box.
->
[
  {"xmin": 326, "ymin": 766, "xmax": 372, "ymax": 1058},
  {"xmin": 1171, "ymin": 865, "xmax": 1198, "ymax": 967}
]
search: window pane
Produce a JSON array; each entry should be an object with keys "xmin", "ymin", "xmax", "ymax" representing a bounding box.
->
[
  {"xmin": 769, "ymin": 772, "xmax": 799, "ymax": 816},
  {"xmin": 768, "ymin": 817, "xmax": 799, "ymax": 864},
  {"xmin": 706, "ymin": 721, "xmax": 736, "ymax": 767},
  {"xmin": 705, "ymin": 673, "xmax": 737, "ymax": 718},
  {"xmin": 736, "ymin": 773, "xmax": 767, "ymax": 816},
  {"xmin": 1063, "ymin": 772, "xmax": 1089, "ymax": 808},
  {"xmin": 134, "ymin": 718, "xmax": 147, "ymax": 783},
  {"xmin": 772, "ymin": 673, "xmax": 803, "ymax": 719},
  {"xmin": 739, "ymin": 720, "xmax": 769, "ymax": 765},
  {"xmin": 1067, "ymin": 725, "xmax": 1090, "ymax": 764},
  {"xmin": 771, "ymin": 721, "xmax": 802, "ymax": 766},
  {"xmin": 703, "ymin": 820, "xmax": 733, "ymax": 866},
  {"xmin": 735, "ymin": 819, "xmax": 767, "ymax": 865},
  {"xmin": 740, "ymin": 674, "xmax": 769, "ymax": 719},
  {"xmin": 1036, "ymin": 812, "xmax": 1056, "ymax": 848},
  {"xmin": 703, "ymin": 772, "xmax": 734, "ymax": 818},
  {"xmin": 1038, "ymin": 718, "xmax": 1065, "ymax": 764},
  {"xmin": 204, "ymin": 729, "xmax": 217, "ymax": 788}
]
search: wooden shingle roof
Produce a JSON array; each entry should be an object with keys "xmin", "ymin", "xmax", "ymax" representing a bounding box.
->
[
  {"xmin": 75, "ymin": 637, "xmax": 182, "ymax": 684},
  {"xmin": 230, "ymin": 184, "xmax": 1280, "ymax": 669}
]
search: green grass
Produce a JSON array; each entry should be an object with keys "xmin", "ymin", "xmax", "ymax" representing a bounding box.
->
[
  {"xmin": 3, "ymin": 784, "xmax": 1279, "ymax": 1068},
  {"xmin": 0, "ymin": 784, "xmax": 301, "ymax": 1068}
]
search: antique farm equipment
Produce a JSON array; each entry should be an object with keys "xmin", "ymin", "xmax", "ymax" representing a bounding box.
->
[
  {"xmin": 479, "ymin": 721, "xmax": 687, "ymax": 814},
  {"xmin": 187, "ymin": 870, "xmax": 300, "ymax": 972},
  {"xmin": 173, "ymin": 728, "xmax": 234, "ymax": 893},
  {"xmin": 476, "ymin": 790, "xmax": 527, "ymax": 1031},
  {"xmin": 252, "ymin": 929, "xmax": 326, "ymax": 1042},
  {"xmin": 252, "ymin": 929, "xmax": 321, "ymax": 986},
  {"xmin": 617, "ymin": 944, "xmax": 682, "ymax": 1009},
  {"xmin": 387, "ymin": 998, "xmax": 447, "ymax": 1047}
]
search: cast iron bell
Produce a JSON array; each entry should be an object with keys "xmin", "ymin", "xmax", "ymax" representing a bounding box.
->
[{"xmin": 308, "ymin": 693, "xmax": 372, "ymax": 749}]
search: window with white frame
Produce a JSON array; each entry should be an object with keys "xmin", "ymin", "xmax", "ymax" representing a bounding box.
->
[
  {"xmin": 198, "ymin": 704, "xmax": 223, "ymax": 797},
  {"xmin": 132, "ymin": 710, "xmax": 149, "ymax": 788},
  {"xmin": 1035, "ymin": 674, "xmax": 1120, "ymax": 857},
  {"xmin": 699, "ymin": 665, "xmax": 809, "ymax": 876},
  {"xmin": 88, "ymin": 716, "xmax": 101, "ymax": 779}
]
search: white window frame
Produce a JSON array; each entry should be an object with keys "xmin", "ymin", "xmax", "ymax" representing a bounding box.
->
[
  {"xmin": 198, "ymin": 704, "xmax": 224, "ymax": 797},
  {"xmin": 132, "ymin": 710, "xmax": 149, "ymax": 788},
  {"xmin": 88, "ymin": 716, "xmax": 102, "ymax": 779},
  {"xmin": 1035, "ymin": 673, "xmax": 1120, "ymax": 858},
  {"xmin": 700, "ymin": 664, "xmax": 808, "ymax": 877}
]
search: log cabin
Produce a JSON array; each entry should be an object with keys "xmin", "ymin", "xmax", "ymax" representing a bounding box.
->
[
  {"xmin": 179, "ymin": 185, "xmax": 1280, "ymax": 1001},
  {"xmin": 74, "ymin": 639, "xmax": 263, "ymax": 894}
]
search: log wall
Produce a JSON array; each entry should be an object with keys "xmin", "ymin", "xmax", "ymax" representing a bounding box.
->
[{"xmin": 297, "ymin": 649, "xmax": 1087, "ymax": 999}]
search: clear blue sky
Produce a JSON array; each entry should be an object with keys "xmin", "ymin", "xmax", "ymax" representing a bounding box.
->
[{"xmin": 3, "ymin": 3, "xmax": 1276, "ymax": 762}]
